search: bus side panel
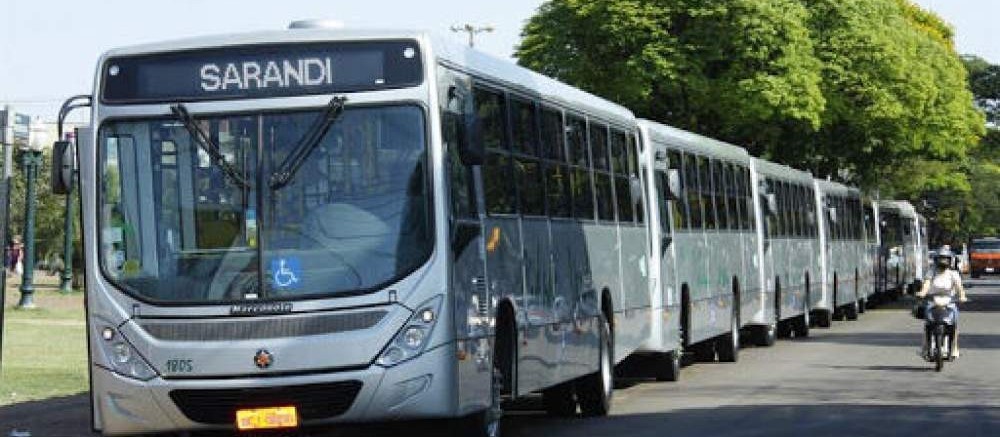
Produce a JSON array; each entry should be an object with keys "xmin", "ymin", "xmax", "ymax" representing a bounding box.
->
[
  {"xmin": 482, "ymin": 217, "xmax": 524, "ymax": 394},
  {"xmin": 451, "ymin": 219, "xmax": 490, "ymax": 415},
  {"xmin": 518, "ymin": 218, "xmax": 560, "ymax": 393},
  {"xmin": 552, "ymin": 220, "xmax": 600, "ymax": 381},
  {"xmin": 616, "ymin": 225, "xmax": 652, "ymax": 356},
  {"xmin": 742, "ymin": 231, "xmax": 768, "ymax": 325},
  {"xmin": 583, "ymin": 223, "xmax": 624, "ymax": 362}
]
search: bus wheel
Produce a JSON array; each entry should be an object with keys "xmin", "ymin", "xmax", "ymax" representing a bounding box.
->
[
  {"xmin": 776, "ymin": 320, "xmax": 793, "ymax": 339},
  {"xmin": 754, "ymin": 323, "xmax": 777, "ymax": 346},
  {"xmin": 654, "ymin": 349, "xmax": 682, "ymax": 382},
  {"xmin": 858, "ymin": 297, "xmax": 867, "ymax": 314},
  {"xmin": 845, "ymin": 300, "xmax": 859, "ymax": 321},
  {"xmin": 542, "ymin": 382, "xmax": 577, "ymax": 417},
  {"xmin": 716, "ymin": 309, "xmax": 739, "ymax": 363},
  {"xmin": 576, "ymin": 313, "xmax": 613, "ymax": 417},
  {"xmin": 793, "ymin": 300, "xmax": 810, "ymax": 338},
  {"xmin": 815, "ymin": 309, "xmax": 832, "ymax": 328}
]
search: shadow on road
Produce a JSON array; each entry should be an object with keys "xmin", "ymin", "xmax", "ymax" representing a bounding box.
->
[
  {"xmin": 0, "ymin": 393, "xmax": 90, "ymax": 437},
  {"xmin": 799, "ymin": 332, "xmax": 1000, "ymax": 349},
  {"xmin": 502, "ymin": 404, "xmax": 1000, "ymax": 437},
  {"xmin": 824, "ymin": 364, "xmax": 932, "ymax": 373}
]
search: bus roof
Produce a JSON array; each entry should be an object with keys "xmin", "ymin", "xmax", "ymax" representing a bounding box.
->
[
  {"xmin": 636, "ymin": 120, "xmax": 751, "ymax": 163},
  {"xmin": 878, "ymin": 200, "xmax": 919, "ymax": 218},
  {"xmin": 753, "ymin": 157, "xmax": 814, "ymax": 184},
  {"xmin": 815, "ymin": 179, "xmax": 860, "ymax": 197},
  {"xmin": 430, "ymin": 34, "xmax": 635, "ymax": 125},
  {"xmin": 96, "ymin": 27, "xmax": 636, "ymax": 124}
]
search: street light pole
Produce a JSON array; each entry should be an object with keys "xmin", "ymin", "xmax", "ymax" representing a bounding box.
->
[
  {"xmin": 450, "ymin": 23, "xmax": 494, "ymax": 48},
  {"xmin": 17, "ymin": 146, "xmax": 42, "ymax": 308}
]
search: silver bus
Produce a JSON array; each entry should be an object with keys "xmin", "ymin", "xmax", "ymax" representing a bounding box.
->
[
  {"xmin": 754, "ymin": 159, "xmax": 821, "ymax": 335},
  {"xmin": 814, "ymin": 180, "xmax": 868, "ymax": 321},
  {"xmin": 876, "ymin": 200, "xmax": 926, "ymax": 296},
  {"xmin": 637, "ymin": 121, "xmax": 755, "ymax": 365},
  {"xmin": 59, "ymin": 25, "xmax": 655, "ymax": 436}
]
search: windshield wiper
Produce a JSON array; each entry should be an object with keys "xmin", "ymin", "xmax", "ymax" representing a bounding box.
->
[
  {"xmin": 269, "ymin": 96, "xmax": 348, "ymax": 190},
  {"xmin": 170, "ymin": 104, "xmax": 249, "ymax": 188}
]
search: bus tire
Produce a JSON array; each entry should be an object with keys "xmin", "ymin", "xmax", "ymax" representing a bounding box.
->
[
  {"xmin": 691, "ymin": 341, "xmax": 716, "ymax": 362},
  {"xmin": 754, "ymin": 323, "xmax": 777, "ymax": 346},
  {"xmin": 654, "ymin": 349, "xmax": 681, "ymax": 382},
  {"xmin": 542, "ymin": 382, "xmax": 577, "ymax": 417},
  {"xmin": 576, "ymin": 313, "xmax": 613, "ymax": 417},
  {"xmin": 776, "ymin": 321, "xmax": 793, "ymax": 339},
  {"xmin": 793, "ymin": 299, "xmax": 810, "ymax": 338},
  {"xmin": 716, "ymin": 307, "xmax": 739, "ymax": 363},
  {"xmin": 845, "ymin": 300, "xmax": 859, "ymax": 321}
]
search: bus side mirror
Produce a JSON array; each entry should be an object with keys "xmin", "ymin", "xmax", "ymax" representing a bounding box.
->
[
  {"xmin": 448, "ymin": 85, "xmax": 484, "ymax": 166},
  {"xmin": 666, "ymin": 169, "xmax": 681, "ymax": 200},
  {"xmin": 51, "ymin": 140, "xmax": 75, "ymax": 195},
  {"xmin": 827, "ymin": 207, "xmax": 838, "ymax": 223}
]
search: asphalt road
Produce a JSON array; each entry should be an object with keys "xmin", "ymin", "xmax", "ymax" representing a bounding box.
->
[{"xmin": 4, "ymin": 279, "xmax": 999, "ymax": 437}]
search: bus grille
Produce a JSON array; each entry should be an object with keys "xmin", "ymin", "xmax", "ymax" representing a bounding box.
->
[
  {"xmin": 169, "ymin": 381, "xmax": 363, "ymax": 424},
  {"xmin": 140, "ymin": 310, "xmax": 387, "ymax": 341}
]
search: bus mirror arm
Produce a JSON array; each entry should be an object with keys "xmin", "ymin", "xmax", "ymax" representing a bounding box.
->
[{"xmin": 51, "ymin": 94, "xmax": 92, "ymax": 195}]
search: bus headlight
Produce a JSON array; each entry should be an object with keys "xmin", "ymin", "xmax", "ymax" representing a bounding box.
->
[
  {"xmin": 377, "ymin": 295, "xmax": 443, "ymax": 368},
  {"xmin": 97, "ymin": 326, "xmax": 157, "ymax": 381}
]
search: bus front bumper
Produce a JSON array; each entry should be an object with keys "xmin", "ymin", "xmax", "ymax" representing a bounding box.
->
[{"xmin": 93, "ymin": 342, "xmax": 457, "ymax": 436}]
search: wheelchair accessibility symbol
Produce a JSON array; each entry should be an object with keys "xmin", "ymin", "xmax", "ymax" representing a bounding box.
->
[{"xmin": 270, "ymin": 257, "xmax": 302, "ymax": 289}]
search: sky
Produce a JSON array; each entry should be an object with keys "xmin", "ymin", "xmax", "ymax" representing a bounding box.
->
[{"xmin": 1, "ymin": 0, "xmax": 997, "ymax": 122}]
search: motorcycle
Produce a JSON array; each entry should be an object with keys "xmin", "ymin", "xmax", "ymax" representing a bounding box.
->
[{"xmin": 921, "ymin": 292, "xmax": 958, "ymax": 372}]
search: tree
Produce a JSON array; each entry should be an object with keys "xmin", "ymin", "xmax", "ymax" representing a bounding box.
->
[
  {"xmin": 7, "ymin": 147, "xmax": 82, "ymax": 272},
  {"xmin": 963, "ymin": 54, "xmax": 1000, "ymax": 125},
  {"xmin": 517, "ymin": 0, "xmax": 826, "ymax": 162},
  {"xmin": 516, "ymin": 0, "xmax": 984, "ymax": 190}
]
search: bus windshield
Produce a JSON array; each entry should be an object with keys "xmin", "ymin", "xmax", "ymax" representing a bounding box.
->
[{"xmin": 98, "ymin": 104, "xmax": 431, "ymax": 303}]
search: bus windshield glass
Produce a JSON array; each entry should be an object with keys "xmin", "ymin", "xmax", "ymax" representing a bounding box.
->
[{"xmin": 98, "ymin": 105, "xmax": 431, "ymax": 303}]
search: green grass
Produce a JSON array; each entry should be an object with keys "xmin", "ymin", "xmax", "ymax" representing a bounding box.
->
[{"xmin": 1, "ymin": 291, "xmax": 89, "ymax": 406}]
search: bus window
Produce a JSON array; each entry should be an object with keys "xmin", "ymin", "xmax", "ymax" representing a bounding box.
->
[
  {"xmin": 515, "ymin": 157, "xmax": 545, "ymax": 216},
  {"xmin": 668, "ymin": 150, "xmax": 688, "ymax": 229},
  {"xmin": 687, "ymin": 155, "xmax": 704, "ymax": 229},
  {"xmin": 590, "ymin": 123, "xmax": 610, "ymax": 172},
  {"xmin": 699, "ymin": 156, "xmax": 716, "ymax": 230},
  {"xmin": 629, "ymin": 135, "xmax": 644, "ymax": 224},
  {"xmin": 611, "ymin": 129, "xmax": 632, "ymax": 223},
  {"xmin": 476, "ymin": 87, "xmax": 515, "ymax": 215},
  {"xmin": 541, "ymin": 108, "xmax": 570, "ymax": 218},
  {"xmin": 591, "ymin": 123, "xmax": 615, "ymax": 222},
  {"xmin": 441, "ymin": 78, "xmax": 476, "ymax": 220},
  {"xmin": 566, "ymin": 115, "xmax": 594, "ymax": 220},
  {"xmin": 713, "ymin": 160, "xmax": 728, "ymax": 230},
  {"xmin": 510, "ymin": 97, "xmax": 538, "ymax": 157}
]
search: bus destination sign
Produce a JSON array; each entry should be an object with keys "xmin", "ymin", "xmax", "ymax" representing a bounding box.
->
[{"xmin": 101, "ymin": 40, "xmax": 422, "ymax": 104}]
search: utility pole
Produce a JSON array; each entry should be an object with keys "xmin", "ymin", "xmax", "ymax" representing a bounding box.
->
[{"xmin": 450, "ymin": 23, "xmax": 494, "ymax": 48}]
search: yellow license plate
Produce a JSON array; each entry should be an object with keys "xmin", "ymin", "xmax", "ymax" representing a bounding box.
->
[{"xmin": 236, "ymin": 406, "xmax": 299, "ymax": 431}]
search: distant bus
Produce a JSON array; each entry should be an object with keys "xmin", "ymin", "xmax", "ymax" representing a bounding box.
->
[{"xmin": 969, "ymin": 237, "xmax": 1000, "ymax": 278}]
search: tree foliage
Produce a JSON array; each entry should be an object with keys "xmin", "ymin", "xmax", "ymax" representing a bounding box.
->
[{"xmin": 517, "ymin": 0, "xmax": 987, "ymax": 243}]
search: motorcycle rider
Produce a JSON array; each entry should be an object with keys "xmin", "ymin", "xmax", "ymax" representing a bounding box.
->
[{"xmin": 916, "ymin": 246, "xmax": 968, "ymax": 358}]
